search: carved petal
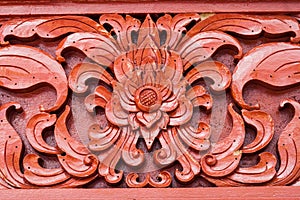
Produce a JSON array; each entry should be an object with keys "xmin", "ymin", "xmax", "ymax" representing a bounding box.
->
[
  {"xmin": 56, "ymin": 32, "xmax": 120, "ymax": 69},
  {"xmin": 160, "ymin": 93, "xmax": 179, "ymax": 112},
  {"xmin": 0, "ymin": 103, "xmax": 28, "ymax": 188},
  {"xmin": 186, "ymin": 85, "xmax": 213, "ymax": 109},
  {"xmin": 122, "ymin": 131, "xmax": 144, "ymax": 167},
  {"xmin": 99, "ymin": 14, "xmax": 141, "ymax": 52},
  {"xmin": 242, "ymin": 110, "xmax": 274, "ymax": 153},
  {"xmin": 24, "ymin": 154, "xmax": 98, "ymax": 188},
  {"xmin": 85, "ymin": 85, "xmax": 112, "ymax": 112},
  {"xmin": 176, "ymin": 31, "xmax": 242, "ymax": 70},
  {"xmin": 170, "ymin": 128, "xmax": 201, "ymax": 182},
  {"xmin": 136, "ymin": 111, "xmax": 162, "ymax": 128},
  {"xmin": 0, "ymin": 16, "xmax": 108, "ymax": 44},
  {"xmin": 202, "ymin": 175, "xmax": 245, "ymax": 187},
  {"xmin": 128, "ymin": 113, "xmax": 140, "ymax": 131},
  {"xmin": 113, "ymin": 81, "xmax": 138, "ymax": 112},
  {"xmin": 163, "ymin": 51, "xmax": 183, "ymax": 84},
  {"xmin": 0, "ymin": 45, "xmax": 68, "ymax": 112},
  {"xmin": 156, "ymin": 128, "xmax": 200, "ymax": 182},
  {"xmin": 201, "ymin": 103, "xmax": 245, "ymax": 177},
  {"xmin": 139, "ymin": 112, "xmax": 169, "ymax": 150},
  {"xmin": 137, "ymin": 15, "xmax": 160, "ymax": 47},
  {"xmin": 177, "ymin": 122, "xmax": 211, "ymax": 151},
  {"xmin": 26, "ymin": 112, "xmax": 61, "ymax": 154},
  {"xmin": 271, "ymin": 99, "xmax": 300, "ymax": 185},
  {"xmin": 55, "ymin": 106, "xmax": 99, "ymax": 178},
  {"xmin": 168, "ymin": 96, "xmax": 193, "ymax": 126},
  {"xmin": 185, "ymin": 61, "xmax": 232, "ymax": 92},
  {"xmin": 135, "ymin": 38, "xmax": 162, "ymax": 68},
  {"xmin": 114, "ymin": 55, "xmax": 135, "ymax": 83},
  {"xmin": 105, "ymin": 94, "xmax": 129, "ymax": 126},
  {"xmin": 231, "ymin": 42, "xmax": 300, "ymax": 110},
  {"xmin": 88, "ymin": 123, "xmax": 121, "ymax": 151},
  {"xmin": 68, "ymin": 62, "xmax": 113, "ymax": 94},
  {"xmin": 155, "ymin": 130, "xmax": 177, "ymax": 166},
  {"xmin": 98, "ymin": 127, "xmax": 130, "ymax": 184},
  {"xmin": 157, "ymin": 13, "xmax": 200, "ymax": 48},
  {"xmin": 188, "ymin": 14, "xmax": 300, "ymax": 42}
]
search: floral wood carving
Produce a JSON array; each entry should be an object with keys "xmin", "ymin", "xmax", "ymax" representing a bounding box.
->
[{"xmin": 0, "ymin": 13, "xmax": 299, "ymax": 188}]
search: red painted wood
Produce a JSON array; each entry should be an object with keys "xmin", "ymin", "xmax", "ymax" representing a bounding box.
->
[
  {"xmin": 0, "ymin": 1, "xmax": 298, "ymax": 16},
  {"xmin": 0, "ymin": 187, "xmax": 300, "ymax": 200},
  {"xmin": 0, "ymin": 0, "xmax": 300, "ymax": 199}
]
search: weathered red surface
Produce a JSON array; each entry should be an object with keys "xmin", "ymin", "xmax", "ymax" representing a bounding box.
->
[{"xmin": 0, "ymin": 12, "xmax": 300, "ymax": 190}]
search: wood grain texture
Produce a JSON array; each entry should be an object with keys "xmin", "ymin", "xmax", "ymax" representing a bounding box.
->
[
  {"xmin": 0, "ymin": 187, "xmax": 299, "ymax": 200},
  {"xmin": 0, "ymin": 1, "xmax": 298, "ymax": 16}
]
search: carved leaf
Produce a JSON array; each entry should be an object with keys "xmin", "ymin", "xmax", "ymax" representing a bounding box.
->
[
  {"xmin": 54, "ymin": 106, "xmax": 99, "ymax": 178},
  {"xmin": 201, "ymin": 103, "xmax": 245, "ymax": 177},
  {"xmin": 242, "ymin": 110, "xmax": 274, "ymax": 153},
  {"xmin": 156, "ymin": 13, "xmax": 200, "ymax": 48},
  {"xmin": 56, "ymin": 32, "xmax": 120, "ymax": 69},
  {"xmin": 185, "ymin": 61, "xmax": 232, "ymax": 92},
  {"xmin": 176, "ymin": 31, "xmax": 242, "ymax": 70},
  {"xmin": 0, "ymin": 45, "xmax": 68, "ymax": 112},
  {"xmin": 203, "ymin": 152, "xmax": 277, "ymax": 186},
  {"xmin": 0, "ymin": 103, "xmax": 29, "ymax": 188},
  {"xmin": 228, "ymin": 152, "xmax": 276, "ymax": 184},
  {"xmin": 187, "ymin": 14, "xmax": 300, "ymax": 42},
  {"xmin": 26, "ymin": 112, "xmax": 61, "ymax": 154},
  {"xmin": 54, "ymin": 175, "xmax": 98, "ymax": 188},
  {"xmin": 0, "ymin": 16, "xmax": 108, "ymax": 44},
  {"xmin": 23, "ymin": 154, "xmax": 70, "ymax": 186},
  {"xmin": 126, "ymin": 173, "xmax": 148, "ymax": 188},
  {"xmin": 24, "ymin": 154, "xmax": 98, "ymax": 187},
  {"xmin": 159, "ymin": 128, "xmax": 201, "ymax": 182},
  {"xmin": 271, "ymin": 99, "xmax": 300, "ymax": 185},
  {"xmin": 99, "ymin": 14, "xmax": 141, "ymax": 52},
  {"xmin": 68, "ymin": 62, "xmax": 113, "ymax": 94},
  {"xmin": 89, "ymin": 123, "xmax": 121, "ymax": 152},
  {"xmin": 126, "ymin": 171, "xmax": 172, "ymax": 188},
  {"xmin": 231, "ymin": 42, "xmax": 300, "ymax": 110}
]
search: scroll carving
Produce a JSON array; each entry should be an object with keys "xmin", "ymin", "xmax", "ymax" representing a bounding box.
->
[{"xmin": 0, "ymin": 13, "xmax": 299, "ymax": 188}]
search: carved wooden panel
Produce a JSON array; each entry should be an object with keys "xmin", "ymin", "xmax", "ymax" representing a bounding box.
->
[{"xmin": 0, "ymin": 12, "xmax": 300, "ymax": 189}]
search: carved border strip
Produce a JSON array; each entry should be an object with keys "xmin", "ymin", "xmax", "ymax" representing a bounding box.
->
[
  {"xmin": 0, "ymin": 187, "xmax": 299, "ymax": 200},
  {"xmin": 0, "ymin": 1, "xmax": 299, "ymax": 15}
]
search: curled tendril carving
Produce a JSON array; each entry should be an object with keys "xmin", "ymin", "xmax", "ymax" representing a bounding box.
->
[{"xmin": 0, "ymin": 13, "xmax": 299, "ymax": 188}]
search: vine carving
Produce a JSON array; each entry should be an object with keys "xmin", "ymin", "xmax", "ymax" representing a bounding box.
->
[{"xmin": 0, "ymin": 13, "xmax": 299, "ymax": 188}]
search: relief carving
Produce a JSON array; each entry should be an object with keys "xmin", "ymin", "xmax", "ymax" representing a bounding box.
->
[{"xmin": 0, "ymin": 13, "xmax": 299, "ymax": 188}]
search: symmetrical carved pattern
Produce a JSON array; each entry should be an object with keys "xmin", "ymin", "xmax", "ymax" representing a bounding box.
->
[{"xmin": 0, "ymin": 13, "xmax": 299, "ymax": 188}]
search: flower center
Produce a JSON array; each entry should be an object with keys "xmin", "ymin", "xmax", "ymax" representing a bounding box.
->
[
  {"xmin": 135, "ymin": 86, "xmax": 162, "ymax": 112},
  {"xmin": 140, "ymin": 89, "xmax": 157, "ymax": 106}
]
